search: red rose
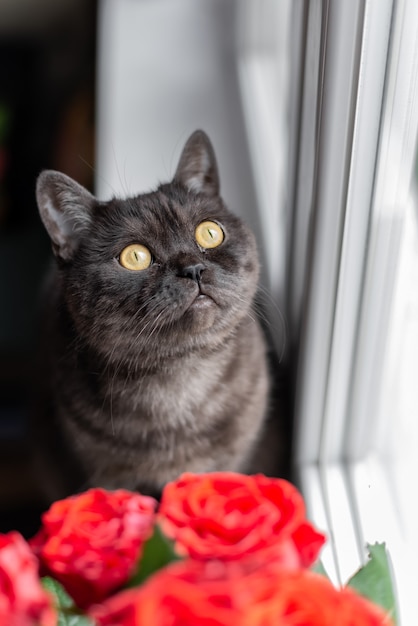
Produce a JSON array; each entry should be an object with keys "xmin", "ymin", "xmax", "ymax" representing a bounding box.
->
[
  {"xmin": 30, "ymin": 488, "xmax": 156, "ymax": 608},
  {"xmin": 274, "ymin": 570, "xmax": 393, "ymax": 626},
  {"xmin": 158, "ymin": 473, "xmax": 325, "ymax": 568},
  {"xmin": 90, "ymin": 560, "xmax": 391, "ymax": 626},
  {"xmin": 89, "ymin": 559, "xmax": 284, "ymax": 626},
  {"xmin": 0, "ymin": 531, "xmax": 56, "ymax": 626}
]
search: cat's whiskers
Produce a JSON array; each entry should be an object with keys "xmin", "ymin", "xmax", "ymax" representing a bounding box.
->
[
  {"xmin": 255, "ymin": 285, "xmax": 288, "ymax": 363},
  {"xmin": 103, "ymin": 299, "xmax": 153, "ymax": 373},
  {"xmin": 103, "ymin": 298, "xmax": 163, "ymax": 432},
  {"xmin": 121, "ymin": 299, "xmax": 184, "ymax": 383},
  {"xmin": 142, "ymin": 307, "xmax": 169, "ymax": 344},
  {"xmin": 130, "ymin": 301, "xmax": 168, "ymax": 347},
  {"xmin": 218, "ymin": 288, "xmax": 287, "ymax": 363},
  {"xmin": 121, "ymin": 308, "xmax": 163, "ymax": 378},
  {"xmin": 250, "ymin": 300, "xmax": 272, "ymax": 330},
  {"xmin": 219, "ymin": 289, "xmax": 257, "ymax": 325},
  {"xmin": 235, "ymin": 295, "xmax": 258, "ymax": 325},
  {"xmin": 107, "ymin": 296, "xmax": 173, "ymax": 396},
  {"xmin": 108, "ymin": 298, "xmax": 161, "ymax": 363},
  {"xmin": 77, "ymin": 155, "xmax": 119, "ymax": 201},
  {"xmin": 126, "ymin": 304, "xmax": 173, "ymax": 377},
  {"xmin": 112, "ymin": 143, "xmax": 132, "ymax": 198}
]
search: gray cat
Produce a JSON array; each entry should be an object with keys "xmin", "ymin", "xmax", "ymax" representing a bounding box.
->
[{"xmin": 34, "ymin": 130, "xmax": 278, "ymax": 500}]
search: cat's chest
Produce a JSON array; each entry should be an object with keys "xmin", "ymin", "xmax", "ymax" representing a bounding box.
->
[{"xmin": 106, "ymin": 355, "xmax": 227, "ymax": 430}]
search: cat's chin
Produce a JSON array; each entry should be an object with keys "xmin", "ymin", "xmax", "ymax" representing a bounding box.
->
[
  {"xmin": 190, "ymin": 293, "xmax": 214, "ymax": 309},
  {"xmin": 182, "ymin": 294, "xmax": 218, "ymax": 332}
]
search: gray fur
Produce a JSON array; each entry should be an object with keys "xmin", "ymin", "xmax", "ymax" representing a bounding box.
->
[{"xmin": 34, "ymin": 130, "xmax": 274, "ymax": 499}]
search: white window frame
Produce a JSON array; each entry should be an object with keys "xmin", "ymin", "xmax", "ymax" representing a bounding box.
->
[
  {"xmin": 291, "ymin": 0, "xmax": 393, "ymax": 582},
  {"xmin": 286, "ymin": 1, "xmax": 418, "ymax": 623}
]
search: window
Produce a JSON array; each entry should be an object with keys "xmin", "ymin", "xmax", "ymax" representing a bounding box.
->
[{"xmin": 288, "ymin": 1, "xmax": 418, "ymax": 622}]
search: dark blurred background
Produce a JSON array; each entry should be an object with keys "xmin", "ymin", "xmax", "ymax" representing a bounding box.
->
[{"xmin": 0, "ymin": 0, "xmax": 97, "ymax": 536}]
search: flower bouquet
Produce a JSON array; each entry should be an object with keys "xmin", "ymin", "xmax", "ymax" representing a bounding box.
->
[{"xmin": 0, "ymin": 473, "xmax": 397, "ymax": 625}]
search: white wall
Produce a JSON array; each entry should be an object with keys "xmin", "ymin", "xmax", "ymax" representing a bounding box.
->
[{"xmin": 96, "ymin": 0, "xmax": 258, "ymax": 231}]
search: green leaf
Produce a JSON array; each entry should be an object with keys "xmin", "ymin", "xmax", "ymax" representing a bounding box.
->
[
  {"xmin": 41, "ymin": 577, "xmax": 95, "ymax": 626},
  {"xmin": 347, "ymin": 543, "xmax": 398, "ymax": 624},
  {"xmin": 127, "ymin": 523, "xmax": 182, "ymax": 587},
  {"xmin": 311, "ymin": 560, "xmax": 330, "ymax": 580}
]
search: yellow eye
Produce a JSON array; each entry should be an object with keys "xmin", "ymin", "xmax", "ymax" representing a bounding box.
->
[
  {"xmin": 195, "ymin": 221, "xmax": 224, "ymax": 249},
  {"xmin": 119, "ymin": 244, "xmax": 152, "ymax": 271}
]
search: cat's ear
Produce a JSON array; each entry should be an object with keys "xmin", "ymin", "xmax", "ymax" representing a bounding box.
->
[
  {"xmin": 174, "ymin": 130, "xmax": 220, "ymax": 196},
  {"xmin": 36, "ymin": 170, "xmax": 96, "ymax": 261}
]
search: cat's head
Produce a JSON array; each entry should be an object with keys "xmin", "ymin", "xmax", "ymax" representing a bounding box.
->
[{"xmin": 36, "ymin": 130, "xmax": 260, "ymax": 363}]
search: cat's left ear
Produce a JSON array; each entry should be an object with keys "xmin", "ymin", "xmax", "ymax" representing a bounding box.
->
[
  {"xmin": 36, "ymin": 170, "xmax": 96, "ymax": 262},
  {"xmin": 174, "ymin": 130, "xmax": 220, "ymax": 196}
]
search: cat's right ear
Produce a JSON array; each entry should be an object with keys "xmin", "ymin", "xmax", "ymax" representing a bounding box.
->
[{"xmin": 36, "ymin": 170, "xmax": 96, "ymax": 262}]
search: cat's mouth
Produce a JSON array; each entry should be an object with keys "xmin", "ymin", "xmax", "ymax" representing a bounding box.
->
[
  {"xmin": 176, "ymin": 283, "xmax": 219, "ymax": 329},
  {"xmin": 189, "ymin": 292, "xmax": 216, "ymax": 310},
  {"xmin": 183, "ymin": 281, "xmax": 218, "ymax": 312},
  {"xmin": 182, "ymin": 290, "xmax": 218, "ymax": 331}
]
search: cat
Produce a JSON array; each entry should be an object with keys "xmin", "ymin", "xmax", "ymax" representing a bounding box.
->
[{"xmin": 33, "ymin": 130, "xmax": 280, "ymax": 501}]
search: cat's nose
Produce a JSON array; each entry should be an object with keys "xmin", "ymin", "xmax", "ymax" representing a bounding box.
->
[{"xmin": 178, "ymin": 263, "xmax": 205, "ymax": 283}]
